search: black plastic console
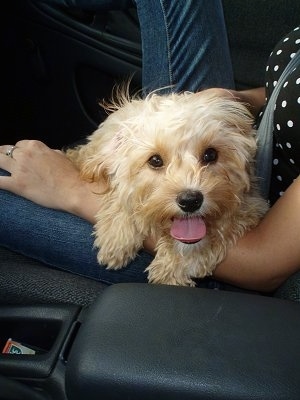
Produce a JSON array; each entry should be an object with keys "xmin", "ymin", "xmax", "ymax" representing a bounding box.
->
[{"xmin": 66, "ymin": 283, "xmax": 300, "ymax": 400}]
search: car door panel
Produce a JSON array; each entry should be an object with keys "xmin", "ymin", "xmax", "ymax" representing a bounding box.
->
[{"xmin": 1, "ymin": 1, "xmax": 141, "ymax": 148}]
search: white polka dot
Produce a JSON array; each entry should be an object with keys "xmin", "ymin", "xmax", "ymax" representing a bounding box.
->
[
  {"xmin": 276, "ymin": 123, "xmax": 281, "ymax": 130},
  {"xmin": 276, "ymin": 49, "xmax": 282, "ymax": 55},
  {"xmin": 287, "ymin": 120, "xmax": 294, "ymax": 127},
  {"xmin": 279, "ymin": 191, "xmax": 284, "ymax": 197},
  {"xmin": 274, "ymin": 65, "xmax": 279, "ymax": 71},
  {"xmin": 273, "ymin": 159, "xmax": 279, "ymax": 165},
  {"xmin": 282, "ymin": 100, "xmax": 287, "ymax": 107},
  {"xmin": 286, "ymin": 142, "xmax": 292, "ymax": 148},
  {"xmin": 294, "ymin": 27, "xmax": 300, "ymax": 31},
  {"xmin": 283, "ymin": 81, "xmax": 289, "ymax": 88},
  {"xmin": 279, "ymin": 143, "xmax": 283, "ymax": 149},
  {"xmin": 290, "ymin": 159, "xmax": 295, "ymax": 164},
  {"xmin": 277, "ymin": 175, "xmax": 282, "ymax": 181},
  {"xmin": 290, "ymin": 52, "xmax": 296, "ymax": 58},
  {"xmin": 297, "ymin": 97, "xmax": 300, "ymax": 104},
  {"xmin": 284, "ymin": 37, "xmax": 290, "ymax": 42},
  {"xmin": 266, "ymin": 65, "xmax": 269, "ymax": 72},
  {"xmin": 273, "ymin": 81, "xmax": 277, "ymax": 87},
  {"xmin": 296, "ymin": 39, "xmax": 300, "ymax": 44},
  {"xmin": 296, "ymin": 78, "xmax": 300, "ymax": 85}
]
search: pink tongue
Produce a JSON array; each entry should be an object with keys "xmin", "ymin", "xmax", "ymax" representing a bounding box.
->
[{"xmin": 170, "ymin": 217, "xmax": 207, "ymax": 243}]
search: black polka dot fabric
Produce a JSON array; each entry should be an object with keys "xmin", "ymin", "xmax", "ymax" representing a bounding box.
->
[{"xmin": 263, "ymin": 26, "xmax": 300, "ymax": 204}]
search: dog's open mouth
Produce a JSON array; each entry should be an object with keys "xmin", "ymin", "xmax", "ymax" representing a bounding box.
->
[{"xmin": 170, "ymin": 216, "xmax": 207, "ymax": 244}]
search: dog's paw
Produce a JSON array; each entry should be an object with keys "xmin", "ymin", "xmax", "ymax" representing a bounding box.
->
[
  {"xmin": 94, "ymin": 224, "xmax": 143, "ymax": 270},
  {"xmin": 149, "ymin": 275, "xmax": 196, "ymax": 287},
  {"xmin": 146, "ymin": 265, "xmax": 195, "ymax": 287},
  {"xmin": 97, "ymin": 252, "xmax": 125, "ymax": 270},
  {"xmin": 97, "ymin": 249, "xmax": 136, "ymax": 270},
  {"xmin": 148, "ymin": 275, "xmax": 196, "ymax": 287}
]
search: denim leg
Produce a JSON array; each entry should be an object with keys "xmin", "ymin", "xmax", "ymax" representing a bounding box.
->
[
  {"xmin": 135, "ymin": 0, "xmax": 234, "ymax": 93},
  {"xmin": 0, "ymin": 172, "xmax": 151, "ymax": 284}
]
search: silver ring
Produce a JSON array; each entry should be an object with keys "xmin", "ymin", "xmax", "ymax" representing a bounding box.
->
[{"xmin": 5, "ymin": 145, "xmax": 17, "ymax": 159}]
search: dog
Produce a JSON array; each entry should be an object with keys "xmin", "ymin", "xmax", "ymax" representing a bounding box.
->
[{"xmin": 66, "ymin": 89, "xmax": 268, "ymax": 286}]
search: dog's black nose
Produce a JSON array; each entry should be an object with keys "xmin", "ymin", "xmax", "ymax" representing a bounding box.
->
[{"xmin": 176, "ymin": 190, "xmax": 203, "ymax": 213}]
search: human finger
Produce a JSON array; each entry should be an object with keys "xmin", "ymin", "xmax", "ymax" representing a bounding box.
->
[
  {"xmin": 0, "ymin": 145, "xmax": 18, "ymax": 159},
  {"xmin": 0, "ymin": 145, "xmax": 16, "ymax": 174},
  {"xmin": 15, "ymin": 139, "xmax": 48, "ymax": 149}
]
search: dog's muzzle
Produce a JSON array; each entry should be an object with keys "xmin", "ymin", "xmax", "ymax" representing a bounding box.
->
[
  {"xmin": 176, "ymin": 190, "xmax": 203, "ymax": 213},
  {"xmin": 171, "ymin": 190, "xmax": 206, "ymax": 244}
]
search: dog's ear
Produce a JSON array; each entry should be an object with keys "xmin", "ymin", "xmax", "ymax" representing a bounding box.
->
[
  {"xmin": 65, "ymin": 145, "xmax": 107, "ymax": 187},
  {"xmin": 80, "ymin": 152, "xmax": 110, "ymax": 188},
  {"xmin": 79, "ymin": 128, "xmax": 126, "ymax": 190}
]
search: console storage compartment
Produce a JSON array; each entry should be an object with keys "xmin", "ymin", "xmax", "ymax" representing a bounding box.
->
[{"xmin": 0, "ymin": 304, "xmax": 80, "ymax": 379}]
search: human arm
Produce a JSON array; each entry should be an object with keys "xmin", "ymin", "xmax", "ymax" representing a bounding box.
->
[
  {"xmin": 0, "ymin": 140, "xmax": 101, "ymax": 224},
  {"xmin": 213, "ymin": 177, "xmax": 300, "ymax": 292},
  {"xmin": 201, "ymin": 87, "xmax": 266, "ymax": 117},
  {"xmin": 232, "ymin": 87, "xmax": 266, "ymax": 116}
]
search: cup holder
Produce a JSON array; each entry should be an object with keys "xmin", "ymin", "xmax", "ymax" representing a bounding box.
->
[
  {"xmin": 0, "ymin": 318, "xmax": 62, "ymax": 355},
  {"xmin": 0, "ymin": 304, "xmax": 80, "ymax": 379}
]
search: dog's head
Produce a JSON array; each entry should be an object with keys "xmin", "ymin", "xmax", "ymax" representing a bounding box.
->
[{"xmin": 82, "ymin": 90, "xmax": 258, "ymax": 242}]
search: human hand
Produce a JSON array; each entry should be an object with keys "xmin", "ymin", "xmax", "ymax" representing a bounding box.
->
[
  {"xmin": 198, "ymin": 87, "xmax": 266, "ymax": 116},
  {"xmin": 0, "ymin": 140, "xmax": 101, "ymax": 221}
]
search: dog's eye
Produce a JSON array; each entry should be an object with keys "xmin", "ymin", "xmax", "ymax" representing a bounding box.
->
[
  {"xmin": 202, "ymin": 148, "xmax": 218, "ymax": 164},
  {"xmin": 148, "ymin": 154, "xmax": 164, "ymax": 169}
]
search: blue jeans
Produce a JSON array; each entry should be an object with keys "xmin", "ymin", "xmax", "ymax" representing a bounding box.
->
[
  {"xmin": 136, "ymin": 0, "xmax": 234, "ymax": 93},
  {"xmin": 0, "ymin": 0, "xmax": 234, "ymax": 284}
]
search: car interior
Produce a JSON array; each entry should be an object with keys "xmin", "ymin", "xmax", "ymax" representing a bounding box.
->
[{"xmin": 1, "ymin": 1, "xmax": 300, "ymax": 399}]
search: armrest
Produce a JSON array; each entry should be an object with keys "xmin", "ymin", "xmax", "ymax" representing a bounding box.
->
[{"xmin": 66, "ymin": 283, "xmax": 300, "ymax": 400}]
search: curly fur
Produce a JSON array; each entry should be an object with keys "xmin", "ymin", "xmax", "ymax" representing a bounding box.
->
[{"xmin": 66, "ymin": 90, "xmax": 268, "ymax": 286}]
